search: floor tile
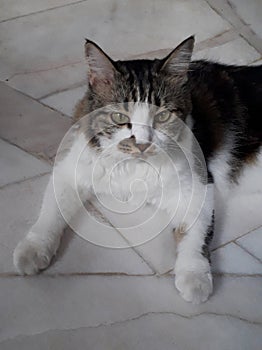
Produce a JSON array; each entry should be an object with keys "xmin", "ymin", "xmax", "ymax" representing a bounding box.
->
[
  {"xmin": 252, "ymin": 59, "xmax": 262, "ymax": 65},
  {"xmin": 212, "ymin": 155, "xmax": 262, "ymax": 249},
  {"xmin": 237, "ymin": 227, "xmax": 262, "ymax": 262},
  {"xmin": 212, "ymin": 191, "xmax": 262, "ymax": 249},
  {"xmin": 212, "ymin": 243, "xmax": 262, "ymax": 274},
  {"xmin": 0, "ymin": 175, "xmax": 151, "ymax": 275},
  {"xmin": 0, "ymin": 139, "xmax": 50, "ymax": 187},
  {"xmin": 0, "ymin": 276, "xmax": 261, "ymax": 346},
  {"xmin": 41, "ymin": 85, "xmax": 86, "ymax": 117},
  {"xmin": 193, "ymin": 37, "xmax": 260, "ymax": 65},
  {"xmin": 0, "ymin": 0, "xmax": 230, "ymax": 96},
  {"xmin": 229, "ymin": 0, "xmax": 262, "ymax": 38},
  {"xmin": 0, "ymin": 0, "xmax": 82, "ymax": 22},
  {"xmin": 6, "ymin": 61, "xmax": 87, "ymax": 100},
  {"xmin": 94, "ymin": 196, "xmax": 176, "ymax": 274},
  {"xmin": 0, "ymin": 82, "xmax": 71, "ymax": 160},
  {"xmin": 1, "ymin": 311, "xmax": 262, "ymax": 350}
]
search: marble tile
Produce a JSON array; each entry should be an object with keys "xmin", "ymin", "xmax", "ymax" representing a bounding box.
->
[
  {"xmin": 0, "ymin": 174, "xmax": 50, "ymax": 255},
  {"xmin": 206, "ymin": 0, "xmax": 262, "ymax": 53},
  {"xmin": 0, "ymin": 175, "xmax": 151, "ymax": 275},
  {"xmin": 229, "ymin": 0, "xmax": 262, "ymax": 38},
  {"xmin": 41, "ymin": 85, "xmax": 86, "ymax": 117},
  {"xmin": 0, "ymin": 0, "xmax": 230, "ymax": 96},
  {"xmin": 93, "ymin": 196, "xmax": 176, "ymax": 274},
  {"xmin": 7, "ymin": 61, "xmax": 87, "ymax": 100},
  {"xmin": 0, "ymin": 139, "xmax": 50, "ymax": 187},
  {"xmin": 193, "ymin": 37, "xmax": 260, "ymax": 65},
  {"xmin": 0, "ymin": 82, "xmax": 71, "ymax": 160},
  {"xmin": 0, "ymin": 0, "xmax": 82, "ymax": 22},
  {"xmin": 212, "ymin": 154, "xmax": 262, "ymax": 249},
  {"xmin": 212, "ymin": 243, "xmax": 262, "ymax": 274},
  {"xmin": 1, "ymin": 312, "xmax": 262, "ymax": 350},
  {"xmin": 252, "ymin": 59, "xmax": 262, "ymax": 65},
  {"xmin": 237, "ymin": 227, "xmax": 262, "ymax": 262},
  {"xmin": 0, "ymin": 276, "xmax": 261, "ymax": 345},
  {"xmin": 212, "ymin": 192, "xmax": 262, "ymax": 249}
]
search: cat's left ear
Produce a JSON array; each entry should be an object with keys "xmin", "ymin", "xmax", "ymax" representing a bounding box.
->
[
  {"xmin": 160, "ymin": 36, "xmax": 195, "ymax": 77},
  {"xmin": 84, "ymin": 39, "xmax": 117, "ymax": 88}
]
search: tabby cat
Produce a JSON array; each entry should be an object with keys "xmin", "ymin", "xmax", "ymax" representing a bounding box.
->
[{"xmin": 14, "ymin": 37, "xmax": 262, "ymax": 304}]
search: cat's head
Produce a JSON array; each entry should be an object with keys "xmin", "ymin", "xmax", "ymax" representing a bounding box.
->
[{"xmin": 80, "ymin": 36, "xmax": 194, "ymax": 158}]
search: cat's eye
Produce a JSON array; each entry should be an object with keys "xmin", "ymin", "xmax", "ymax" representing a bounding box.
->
[
  {"xmin": 111, "ymin": 112, "xmax": 130, "ymax": 125},
  {"xmin": 155, "ymin": 110, "xmax": 171, "ymax": 123}
]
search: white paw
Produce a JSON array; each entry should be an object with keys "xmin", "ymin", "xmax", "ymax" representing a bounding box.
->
[
  {"xmin": 13, "ymin": 237, "xmax": 55, "ymax": 275},
  {"xmin": 175, "ymin": 271, "xmax": 213, "ymax": 304}
]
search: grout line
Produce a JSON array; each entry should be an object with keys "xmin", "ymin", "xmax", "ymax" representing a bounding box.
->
[
  {"xmin": 5, "ymin": 60, "xmax": 84, "ymax": 80},
  {"xmin": 0, "ymin": 134, "xmax": 54, "ymax": 165},
  {"xmin": 2, "ymin": 82, "xmax": 72, "ymax": 121},
  {"xmin": 0, "ymin": 272, "xmax": 262, "ymax": 278},
  {"xmin": 251, "ymin": 56, "xmax": 262, "ymax": 64},
  {"xmin": 90, "ymin": 203, "xmax": 157, "ymax": 274},
  {"xmin": 205, "ymin": 0, "xmax": 262, "ymax": 53},
  {"xmin": 0, "ymin": 272, "xmax": 156, "ymax": 278},
  {"xmin": 0, "ymin": 171, "xmax": 50, "ymax": 191},
  {"xmin": 38, "ymin": 99, "xmax": 72, "ymax": 119},
  {"xmin": 211, "ymin": 223, "xmax": 262, "ymax": 252},
  {"xmin": 0, "ymin": 0, "xmax": 89, "ymax": 24},
  {"xmin": 39, "ymin": 81, "xmax": 86, "ymax": 100},
  {"xmin": 234, "ymin": 241, "xmax": 262, "ymax": 264}
]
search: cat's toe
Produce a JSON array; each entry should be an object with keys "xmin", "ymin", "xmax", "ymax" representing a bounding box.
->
[
  {"xmin": 13, "ymin": 237, "xmax": 53, "ymax": 275},
  {"xmin": 175, "ymin": 271, "xmax": 213, "ymax": 304}
]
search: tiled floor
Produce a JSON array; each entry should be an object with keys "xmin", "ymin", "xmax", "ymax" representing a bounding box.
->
[{"xmin": 0, "ymin": 0, "xmax": 262, "ymax": 349}]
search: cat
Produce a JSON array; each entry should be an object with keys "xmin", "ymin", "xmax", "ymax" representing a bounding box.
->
[{"xmin": 13, "ymin": 36, "xmax": 262, "ymax": 304}]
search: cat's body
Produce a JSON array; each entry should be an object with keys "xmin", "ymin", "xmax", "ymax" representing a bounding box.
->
[{"xmin": 13, "ymin": 37, "xmax": 262, "ymax": 304}]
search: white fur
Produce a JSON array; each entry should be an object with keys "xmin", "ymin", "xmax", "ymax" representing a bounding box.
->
[{"xmin": 13, "ymin": 104, "xmax": 214, "ymax": 303}]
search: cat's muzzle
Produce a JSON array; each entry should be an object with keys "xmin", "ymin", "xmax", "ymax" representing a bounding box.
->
[{"xmin": 118, "ymin": 136, "xmax": 156, "ymax": 156}]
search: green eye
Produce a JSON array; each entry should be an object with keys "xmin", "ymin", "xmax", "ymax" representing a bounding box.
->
[
  {"xmin": 111, "ymin": 112, "xmax": 130, "ymax": 125},
  {"xmin": 155, "ymin": 110, "xmax": 171, "ymax": 123}
]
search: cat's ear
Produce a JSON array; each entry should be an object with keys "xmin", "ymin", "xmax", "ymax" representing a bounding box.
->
[
  {"xmin": 84, "ymin": 39, "xmax": 117, "ymax": 88},
  {"xmin": 160, "ymin": 36, "xmax": 194, "ymax": 76}
]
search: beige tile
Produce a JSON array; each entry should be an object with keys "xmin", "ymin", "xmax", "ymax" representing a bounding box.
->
[
  {"xmin": 0, "ymin": 0, "xmax": 82, "ymax": 22},
  {"xmin": 212, "ymin": 243, "xmax": 262, "ymax": 274},
  {"xmin": 41, "ymin": 85, "xmax": 86, "ymax": 117},
  {"xmin": 0, "ymin": 139, "xmax": 50, "ymax": 187},
  {"xmin": 0, "ymin": 175, "xmax": 152, "ymax": 275},
  {"xmin": 252, "ymin": 59, "xmax": 262, "ymax": 65},
  {"xmin": 6, "ymin": 61, "xmax": 87, "ymax": 100},
  {"xmin": 193, "ymin": 37, "xmax": 260, "ymax": 65},
  {"xmin": 0, "ymin": 275, "xmax": 262, "ymax": 343},
  {"xmin": 229, "ymin": 0, "xmax": 262, "ymax": 38},
  {"xmin": 0, "ymin": 0, "xmax": 230, "ymax": 96},
  {"xmin": 1, "ymin": 312, "xmax": 262, "ymax": 350},
  {"xmin": 0, "ymin": 82, "xmax": 71, "ymax": 160},
  {"xmin": 212, "ymin": 155, "xmax": 262, "ymax": 249},
  {"xmin": 237, "ymin": 227, "xmax": 262, "ymax": 262},
  {"xmin": 93, "ymin": 197, "xmax": 176, "ymax": 274}
]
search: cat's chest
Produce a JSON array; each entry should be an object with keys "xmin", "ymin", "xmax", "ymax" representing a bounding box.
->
[
  {"xmin": 93, "ymin": 159, "xmax": 164, "ymax": 200},
  {"xmin": 87, "ymin": 157, "xmax": 188, "ymax": 210}
]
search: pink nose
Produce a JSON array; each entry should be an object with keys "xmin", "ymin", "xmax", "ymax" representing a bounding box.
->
[{"xmin": 136, "ymin": 143, "xmax": 151, "ymax": 152}]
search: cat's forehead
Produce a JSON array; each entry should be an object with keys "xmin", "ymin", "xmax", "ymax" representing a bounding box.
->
[{"xmin": 115, "ymin": 59, "xmax": 162, "ymax": 104}]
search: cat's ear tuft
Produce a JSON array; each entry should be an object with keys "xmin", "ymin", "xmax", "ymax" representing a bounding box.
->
[
  {"xmin": 160, "ymin": 36, "xmax": 195, "ymax": 76},
  {"xmin": 84, "ymin": 39, "xmax": 116, "ymax": 87}
]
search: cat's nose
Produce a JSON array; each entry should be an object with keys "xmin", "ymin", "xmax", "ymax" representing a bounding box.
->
[{"xmin": 136, "ymin": 143, "xmax": 151, "ymax": 153}]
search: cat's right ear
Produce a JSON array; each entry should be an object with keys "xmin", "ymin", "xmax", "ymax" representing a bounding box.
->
[
  {"xmin": 160, "ymin": 36, "xmax": 194, "ymax": 77},
  {"xmin": 84, "ymin": 39, "xmax": 116, "ymax": 89}
]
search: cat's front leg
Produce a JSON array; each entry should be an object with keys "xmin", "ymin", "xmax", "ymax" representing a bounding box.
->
[
  {"xmin": 173, "ymin": 185, "xmax": 214, "ymax": 304},
  {"xmin": 13, "ymin": 161, "xmax": 90, "ymax": 275}
]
